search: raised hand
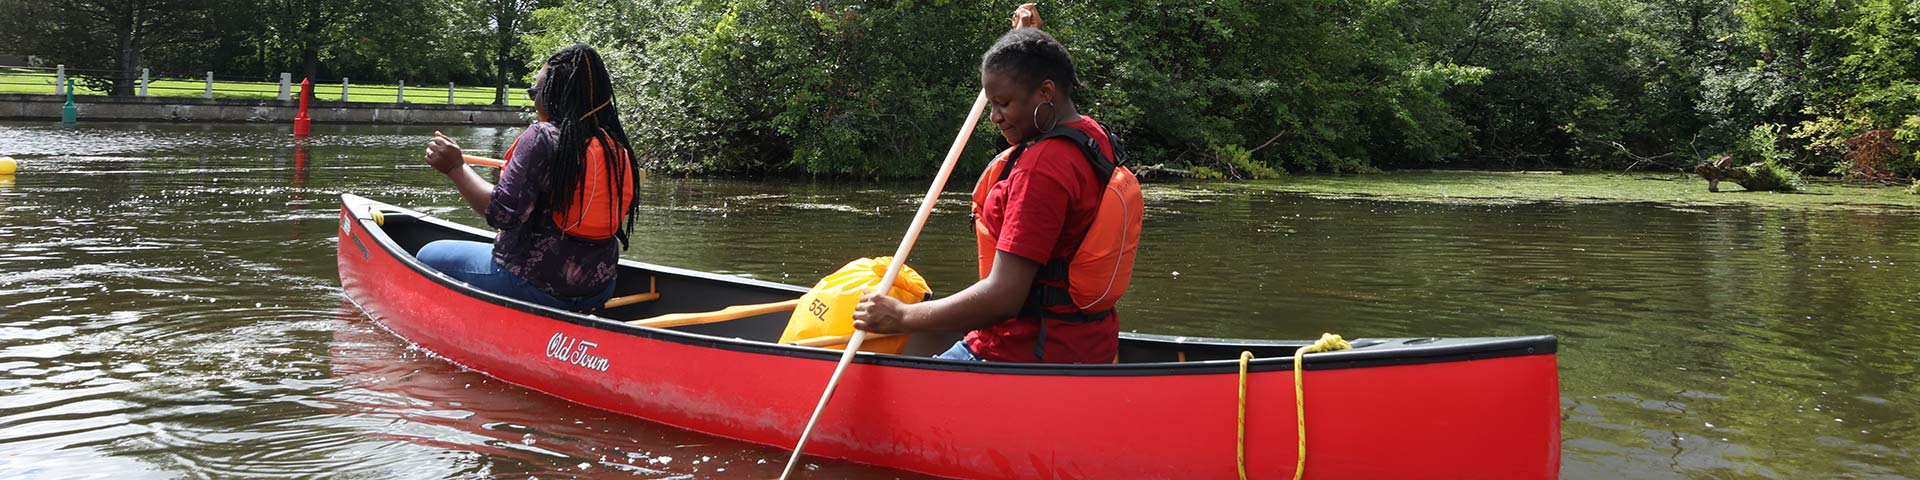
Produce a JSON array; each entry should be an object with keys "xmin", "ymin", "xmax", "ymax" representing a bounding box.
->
[
  {"xmin": 1012, "ymin": 3, "xmax": 1041, "ymax": 29},
  {"xmin": 423, "ymin": 131, "xmax": 465, "ymax": 174}
]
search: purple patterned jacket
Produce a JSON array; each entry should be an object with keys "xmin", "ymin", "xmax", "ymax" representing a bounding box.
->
[{"xmin": 487, "ymin": 122, "xmax": 623, "ymax": 298}]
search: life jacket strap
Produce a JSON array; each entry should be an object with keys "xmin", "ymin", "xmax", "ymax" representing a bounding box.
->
[
  {"xmin": 997, "ymin": 125, "xmax": 1126, "ymax": 184},
  {"xmin": 1020, "ymin": 259, "xmax": 1111, "ymax": 361}
]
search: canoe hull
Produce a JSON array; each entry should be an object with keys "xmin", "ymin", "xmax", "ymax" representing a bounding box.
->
[{"xmin": 337, "ymin": 195, "xmax": 1559, "ymax": 479}]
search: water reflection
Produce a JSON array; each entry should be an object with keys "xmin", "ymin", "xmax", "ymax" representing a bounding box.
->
[
  {"xmin": 323, "ymin": 309, "xmax": 928, "ymax": 478},
  {"xmin": 292, "ymin": 140, "xmax": 309, "ymax": 195},
  {"xmin": 0, "ymin": 121, "xmax": 1915, "ymax": 478}
]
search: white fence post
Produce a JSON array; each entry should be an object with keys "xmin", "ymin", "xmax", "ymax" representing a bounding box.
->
[
  {"xmin": 55, "ymin": 65, "xmax": 65, "ymax": 96},
  {"xmin": 278, "ymin": 73, "xmax": 291, "ymax": 101},
  {"xmin": 448, "ymin": 83, "xmax": 454, "ymax": 105},
  {"xmin": 140, "ymin": 69, "xmax": 149, "ymax": 97},
  {"xmin": 397, "ymin": 80, "xmax": 405, "ymax": 103},
  {"xmin": 342, "ymin": 77, "xmax": 350, "ymax": 102},
  {"xmin": 204, "ymin": 72, "xmax": 213, "ymax": 99}
]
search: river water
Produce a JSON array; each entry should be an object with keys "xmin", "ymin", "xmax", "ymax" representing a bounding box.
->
[{"xmin": 0, "ymin": 122, "xmax": 1914, "ymax": 479}]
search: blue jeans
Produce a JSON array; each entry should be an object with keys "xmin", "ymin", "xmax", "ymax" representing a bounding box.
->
[
  {"xmin": 936, "ymin": 340, "xmax": 983, "ymax": 361},
  {"xmin": 415, "ymin": 240, "xmax": 614, "ymax": 312}
]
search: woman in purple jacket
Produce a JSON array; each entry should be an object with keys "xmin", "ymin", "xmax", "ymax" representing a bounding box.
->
[{"xmin": 416, "ymin": 44, "xmax": 640, "ymax": 311}]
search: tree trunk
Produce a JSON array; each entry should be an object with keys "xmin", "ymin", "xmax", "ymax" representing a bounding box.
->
[
  {"xmin": 116, "ymin": 47, "xmax": 141, "ymax": 97},
  {"xmin": 494, "ymin": 56, "xmax": 510, "ymax": 106},
  {"xmin": 112, "ymin": 5, "xmax": 138, "ymax": 96},
  {"xmin": 492, "ymin": 3, "xmax": 516, "ymax": 106},
  {"xmin": 302, "ymin": 44, "xmax": 320, "ymax": 82},
  {"xmin": 301, "ymin": 7, "xmax": 323, "ymax": 82}
]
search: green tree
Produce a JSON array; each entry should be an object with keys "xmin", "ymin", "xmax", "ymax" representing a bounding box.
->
[
  {"xmin": 479, "ymin": 0, "xmax": 552, "ymax": 105},
  {"xmin": 0, "ymin": 0, "xmax": 217, "ymax": 95},
  {"xmin": 1791, "ymin": 0, "xmax": 1920, "ymax": 177},
  {"xmin": 244, "ymin": 0, "xmax": 361, "ymax": 82},
  {"xmin": 228, "ymin": 0, "xmax": 480, "ymax": 84},
  {"xmin": 529, "ymin": 1, "xmax": 998, "ymax": 175},
  {"xmin": 528, "ymin": 0, "xmax": 1496, "ymax": 176}
]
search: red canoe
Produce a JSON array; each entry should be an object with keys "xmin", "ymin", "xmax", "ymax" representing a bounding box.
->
[{"xmin": 336, "ymin": 194, "xmax": 1561, "ymax": 479}]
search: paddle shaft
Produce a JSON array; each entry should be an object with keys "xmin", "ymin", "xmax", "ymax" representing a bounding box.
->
[
  {"xmin": 779, "ymin": 90, "xmax": 990, "ymax": 479},
  {"xmin": 462, "ymin": 155, "xmax": 504, "ymax": 168}
]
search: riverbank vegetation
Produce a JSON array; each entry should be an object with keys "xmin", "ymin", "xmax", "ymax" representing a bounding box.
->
[
  {"xmin": 524, "ymin": 0, "xmax": 1917, "ymax": 181},
  {"xmin": 4, "ymin": 1, "xmax": 1913, "ymax": 183}
]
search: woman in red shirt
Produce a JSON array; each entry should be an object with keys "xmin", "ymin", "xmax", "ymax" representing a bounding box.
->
[{"xmin": 854, "ymin": 12, "xmax": 1123, "ymax": 364}]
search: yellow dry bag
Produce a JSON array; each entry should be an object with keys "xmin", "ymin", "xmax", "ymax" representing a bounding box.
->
[{"xmin": 780, "ymin": 257, "xmax": 930, "ymax": 354}]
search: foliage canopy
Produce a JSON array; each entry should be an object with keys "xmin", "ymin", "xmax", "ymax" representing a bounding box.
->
[{"xmin": 524, "ymin": 0, "xmax": 1918, "ymax": 178}]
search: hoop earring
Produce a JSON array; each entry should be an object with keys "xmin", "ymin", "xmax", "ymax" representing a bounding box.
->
[{"xmin": 1032, "ymin": 101, "xmax": 1059, "ymax": 133}]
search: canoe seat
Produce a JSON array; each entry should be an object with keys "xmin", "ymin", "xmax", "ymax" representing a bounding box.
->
[
  {"xmin": 788, "ymin": 333, "xmax": 900, "ymax": 349},
  {"xmin": 627, "ymin": 299, "xmax": 800, "ymax": 329}
]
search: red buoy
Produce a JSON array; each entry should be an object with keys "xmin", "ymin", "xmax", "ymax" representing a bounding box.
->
[{"xmin": 293, "ymin": 77, "xmax": 313, "ymax": 138}]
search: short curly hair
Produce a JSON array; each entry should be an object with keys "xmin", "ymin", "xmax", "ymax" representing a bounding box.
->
[{"xmin": 981, "ymin": 28, "xmax": 1081, "ymax": 97}]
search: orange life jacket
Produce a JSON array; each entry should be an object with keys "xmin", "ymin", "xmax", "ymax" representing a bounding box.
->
[
  {"xmin": 969, "ymin": 125, "xmax": 1143, "ymax": 329},
  {"xmin": 502, "ymin": 128, "xmax": 636, "ymax": 241}
]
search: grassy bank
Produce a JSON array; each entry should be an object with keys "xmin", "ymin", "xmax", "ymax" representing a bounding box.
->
[
  {"xmin": 0, "ymin": 70, "xmax": 529, "ymax": 107},
  {"xmin": 1212, "ymin": 172, "xmax": 1920, "ymax": 212}
]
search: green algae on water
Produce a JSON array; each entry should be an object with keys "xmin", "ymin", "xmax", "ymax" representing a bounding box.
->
[{"xmin": 1209, "ymin": 172, "xmax": 1920, "ymax": 212}]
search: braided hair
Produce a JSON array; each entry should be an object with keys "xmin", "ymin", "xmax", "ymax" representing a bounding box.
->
[
  {"xmin": 981, "ymin": 28, "xmax": 1081, "ymax": 99},
  {"xmin": 536, "ymin": 44, "xmax": 640, "ymax": 249}
]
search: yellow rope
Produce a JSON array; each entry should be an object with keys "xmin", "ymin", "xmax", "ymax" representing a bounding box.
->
[
  {"xmin": 1238, "ymin": 350, "xmax": 1254, "ymax": 480},
  {"xmin": 1239, "ymin": 333, "xmax": 1351, "ymax": 480}
]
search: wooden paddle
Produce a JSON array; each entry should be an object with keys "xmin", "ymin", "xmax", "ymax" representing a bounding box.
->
[
  {"xmin": 789, "ymin": 332, "xmax": 901, "ymax": 349},
  {"xmin": 463, "ymin": 154, "xmax": 645, "ymax": 185},
  {"xmin": 462, "ymin": 155, "xmax": 505, "ymax": 168},
  {"xmin": 779, "ymin": 90, "xmax": 988, "ymax": 479},
  {"xmin": 627, "ymin": 299, "xmax": 800, "ymax": 328}
]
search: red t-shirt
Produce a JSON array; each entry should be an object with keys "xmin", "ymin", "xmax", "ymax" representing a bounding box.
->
[{"xmin": 963, "ymin": 117, "xmax": 1120, "ymax": 363}]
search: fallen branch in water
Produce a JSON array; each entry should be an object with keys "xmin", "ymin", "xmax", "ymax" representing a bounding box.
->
[{"xmin": 1131, "ymin": 163, "xmax": 1196, "ymax": 179}]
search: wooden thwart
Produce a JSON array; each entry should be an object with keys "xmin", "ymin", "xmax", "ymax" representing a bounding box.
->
[
  {"xmin": 603, "ymin": 278, "xmax": 660, "ymax": 309},
  {"xmin": 603, "ymin": 292, "xmax": 660, "ymax": 309},
  {"xmin": 789, "ymin": 333, "xmax": 900, "ymax": 348},
  {"xmin": 626, "ymin": 299, "xmax": 800, "ymax": 329}
]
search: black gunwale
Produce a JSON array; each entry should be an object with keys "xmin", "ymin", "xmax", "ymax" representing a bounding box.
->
[{"xmin": 340, "ymin": 194, "xmax": 1556, "ymax": 377}]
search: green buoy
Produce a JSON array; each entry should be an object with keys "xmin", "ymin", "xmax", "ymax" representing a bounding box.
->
[{"xmin": 60, "ymin": 78, "xmax": 77, "ymax": 126}]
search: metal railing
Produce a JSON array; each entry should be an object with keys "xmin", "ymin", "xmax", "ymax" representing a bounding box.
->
[{"xmin": 0, "ymin": 65, "xmax": 531, "ymax": 108}]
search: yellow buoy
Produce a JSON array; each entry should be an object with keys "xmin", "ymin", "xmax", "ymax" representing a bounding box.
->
[{"xmin": 0, "ymin": 157, "xmax": 16, "ymax": 176}]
